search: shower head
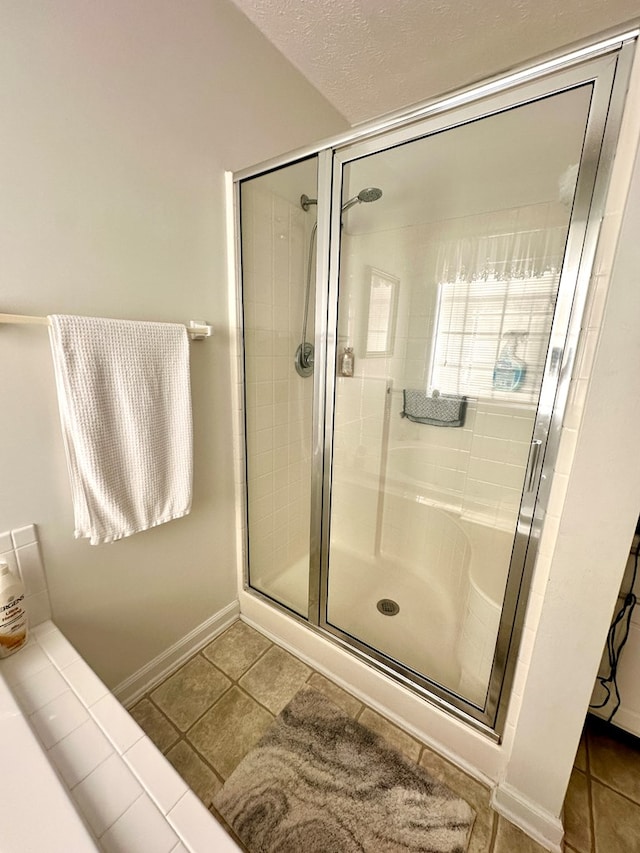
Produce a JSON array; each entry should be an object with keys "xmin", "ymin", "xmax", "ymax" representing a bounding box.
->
[
  {"xmin": 357, "ymin": 187, "xmax": 383, "ymax": 203},
  {"xmin": 341, "ymin": 187, "xmax": 383, "ymax": 212}
]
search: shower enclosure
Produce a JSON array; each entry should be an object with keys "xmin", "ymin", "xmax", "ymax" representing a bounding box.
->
[{"xmin": 235, "ymin": 39, "xmax": 634, "ymax": 733}]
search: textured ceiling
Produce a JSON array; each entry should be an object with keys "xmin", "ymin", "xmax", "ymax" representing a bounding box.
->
[{"xmin": 229, "ymin": 0, "xmax": 640, "ymax": 124}]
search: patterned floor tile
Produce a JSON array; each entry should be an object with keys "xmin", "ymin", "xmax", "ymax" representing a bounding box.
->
[
  {"xmin": 239, "ymin": 645, "xmax": 311, "ymax": 714},
  {"xmin": 306, "ymin": 672, "xmax": 363, "ymax": 718},
  {"xmin": 188, "ymin": 686, "xmax": 274, "ymax": 780},
  {"xmin": 563, "ymin": 768, "xmax": 591, "ymax": 852},
  {"xmin": 166, "ymin": 740, "xmax": 223, "ymax": 808},
  {"xmin": 203, "ymin": 621, "xmax": 272, "ymax": 680},
  {"xmin": 588, "ymin": 717, "xmax": 640, "ymax": 804},
  {"xmin": 493, "ymin": 816, "xmax": 550, "ymax": 852},
  {"xmin": 129, "ymin": 698, "xmax": 179, "ymax": 753},
  {"xmin": 151, "ymin": 655, "xmax": 231, "ymax": 731},
  {"xmin": 592, "ymin": 780, "xmax": 640, "ymax": 853}
]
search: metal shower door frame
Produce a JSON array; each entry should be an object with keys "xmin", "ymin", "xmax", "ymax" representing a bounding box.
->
[{"xmin": 306, "ymin": 40, "xmax": 636, "ymax": 734}]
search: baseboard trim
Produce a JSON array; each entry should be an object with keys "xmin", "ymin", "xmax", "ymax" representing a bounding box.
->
[
  {"xmin": 491, "ymin": 781, "xmax": 564, "ymax": 852},
  {"xmin": 113, "ymin": 601, "xmax": 240, "ymax": 708},
  {"xmin": 590, "ymin": 705, "xmax": 640, "ymax": 738}
]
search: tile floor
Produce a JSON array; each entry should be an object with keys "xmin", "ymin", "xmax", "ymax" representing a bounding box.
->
[
  {"xmin": 564, "ymin": 713, "xmax": 640, "ymax": 852},
  {"xmin": 129, "ymin": 618, "xmax": 640, "ymax": 852}
]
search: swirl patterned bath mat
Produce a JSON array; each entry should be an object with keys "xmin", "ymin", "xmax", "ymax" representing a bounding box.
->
[{"xmin": 213, "ymin": 687, "xmax": 475, "ymax": 852}]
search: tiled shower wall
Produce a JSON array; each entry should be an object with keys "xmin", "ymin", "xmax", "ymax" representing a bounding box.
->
[
  {"xmin": 335, "ymin": 214, "xmax": 544, "ymax": 534},
  {"xmin": 241, "ymin": 183, "xmax": 314, "ymax": 607}
]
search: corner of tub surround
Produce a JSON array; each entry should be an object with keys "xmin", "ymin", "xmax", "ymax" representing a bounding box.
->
[{"xmin": 0, "ymin": 621, "xmax": 241, "ymax": 853}]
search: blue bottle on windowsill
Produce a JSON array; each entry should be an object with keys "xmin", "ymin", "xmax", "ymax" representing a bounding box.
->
[{"xmin": 493, "ymin": 341, "xmax": 526, "ymax": 392}]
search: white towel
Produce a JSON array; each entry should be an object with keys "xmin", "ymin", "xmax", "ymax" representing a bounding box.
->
[{"xmin": 48, "ymin": 314, "xmax": 193, "ymax": 545}]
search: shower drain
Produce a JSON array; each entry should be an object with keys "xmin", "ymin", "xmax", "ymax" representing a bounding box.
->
[{"xmin": 376, "ymin": 598, "xmax": 400, "ymax": 616}]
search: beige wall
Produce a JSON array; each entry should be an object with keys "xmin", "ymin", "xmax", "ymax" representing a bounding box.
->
[{"xmin": 0, "ymin": 0, "xmax": 347, "ymax": 687}]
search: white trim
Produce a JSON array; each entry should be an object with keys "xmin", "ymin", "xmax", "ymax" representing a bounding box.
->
[
  {"xmin": 225, "ymin": 169, "xmax": 248, "ymax": 601},
  {"xmin": 113, "ymin": 601, "xmax": 240, "ymax": 708},
  {"xmin": 591, "ymin": 705, "xmax": 640, "ymax": 739},
  {"xmin": 608, "ymin": 706, "xmax": 640, "ymax": 738},
  {"xmin": 491, "ymin": 781, "xmax": 564, "ymax": 852}
]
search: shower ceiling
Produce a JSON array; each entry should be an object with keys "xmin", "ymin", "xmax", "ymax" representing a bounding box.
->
[{"xmin": 228, "ymin": 0, "xmax": 638, "ymax": 124}]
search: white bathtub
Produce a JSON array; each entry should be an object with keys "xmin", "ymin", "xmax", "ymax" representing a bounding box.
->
[{"xmin": 0, "ymin": 622, "xmax": 239, "ymax": 853}]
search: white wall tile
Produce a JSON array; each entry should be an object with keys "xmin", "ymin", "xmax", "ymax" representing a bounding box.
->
[
  {"xmin": 545, "ymin": 472, "xmax": 569, "ymax": 520},
  {"xmin": 62, "ymin": 658, "xmax": 109, "ymax": 707},
  {"xmin": 168, "ymin": 790, "xmax": 241, "ymax": 852},
  {"xmin": 574, "ymin": 327, "xmax": 600, "ymax": 380},
  {"xmin": 72, "ymin": 753, "xmax": 143, "ymax": 837},
  {"xmin": 15, "ymin": 542, "xmax": 47, "ymax": 595},
  {"xmin": 11, "ymin": 663, "xmax": 68, "ymax": 714},
  {"xmin": 0, "ymin": 643, "xmax": 50, "ymax": 685},
  {"xmin": 0, "ymin": 548, "xmax": 19, "ymax": 574},
  {"xmin": 30, "ymin": 689, "xmax": 89, "ymax": 749},
  {"xmin": 583, "ymin": 273, "xmax": 610, "ymax": 329},
  {"xmin": 100, "ymin": 794, "xmax": 178, "ymax": 853},
  {"xmin": 90, "ymin": 693, "xmax": 144, "ymax": 754},
  {"xmin": 11, "ymin": 524, "xmax": 37, "ymax": 548},
  {"xmin": 31, "ymin": 619, "xmax": 56, "ymax": 639},
  {"xmin": 48, "ymin": 719, "xmax": 114, "ymax": 788},
  {"xmin": 537, "ymin": 515, "xmax": 561, "ymax": 560},
  {"xmin": 553, "ymin": 429, "xmax": 578, "ymax": 477},
  {"xmin": 38, "ymin": 629, "xmax": 81, "ymax": 669},
  {"xmin": 124, "ymin": 736, "xmax": 188, "ymax": 814},
  {"xmin": 563, "ymin": 378, "xmax": 588, "ymax": 430},
  {"xmin": 25, "ymin": 590, "xmax": 52, "ymax": 627},
  {"xmin": 0, "ymin": 530, "xmax": 12, "ymax": 552},
  {"xmin": 593, "ymin": 211, "xmax": 623, "ymax": 276}
]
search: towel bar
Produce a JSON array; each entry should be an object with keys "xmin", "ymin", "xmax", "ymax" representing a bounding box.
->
[{"xmin": 0, "ymin": 313, "xmax": 213, "ymax": 341}]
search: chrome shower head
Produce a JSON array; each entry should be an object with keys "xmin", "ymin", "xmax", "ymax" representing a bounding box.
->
[
  {"xmin": 357, "ymin": 187, "xmax": 383, "ymax": 203},
  {"xmin": 341, "ymin": 187, "xmax": 383, "ymax": 212}
]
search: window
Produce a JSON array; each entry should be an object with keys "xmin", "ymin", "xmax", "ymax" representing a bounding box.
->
[
  {"xmin": 428, "ymin": 207, "xmax": 569, "ymax": 403},
  {"xmin": 429, "ymin": 272, "xmax": 560, "ymax": 403}
]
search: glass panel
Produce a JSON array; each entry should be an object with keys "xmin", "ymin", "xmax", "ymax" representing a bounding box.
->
[
  {"xmin": 326, "ymin": 85, "xmax": 593, "ymax": 707},
  {"xmin": 241, "ymin": 157, "xmax": 318, "ymax": 617}
]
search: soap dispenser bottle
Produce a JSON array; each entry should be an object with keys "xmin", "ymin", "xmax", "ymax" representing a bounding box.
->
[
  {"xmin": 339, "ymin": 346, "xmax": 354, "ymax": 377},
  {"xmin": 0, "ymin": 561, "xmax": 28, "ymax": 658}
]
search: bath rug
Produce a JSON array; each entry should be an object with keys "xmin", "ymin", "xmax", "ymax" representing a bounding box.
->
[{"xmin": 213, "ymin": 687, "xmax": 475, "ymax": 853}]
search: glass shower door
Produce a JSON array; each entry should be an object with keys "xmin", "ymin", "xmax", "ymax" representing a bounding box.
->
[
  {"xmin": 323, "ymin": 84, "xmax": 595, "ymax": 710},
  {"xmin": 240, "ymin": 156, "xmax": 319, "ymax": 617}
]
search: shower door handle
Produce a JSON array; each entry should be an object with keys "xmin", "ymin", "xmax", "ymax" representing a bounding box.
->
[{"xmin": 526, "ymin": 439, "xmax": 543, "ymax": 492}]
